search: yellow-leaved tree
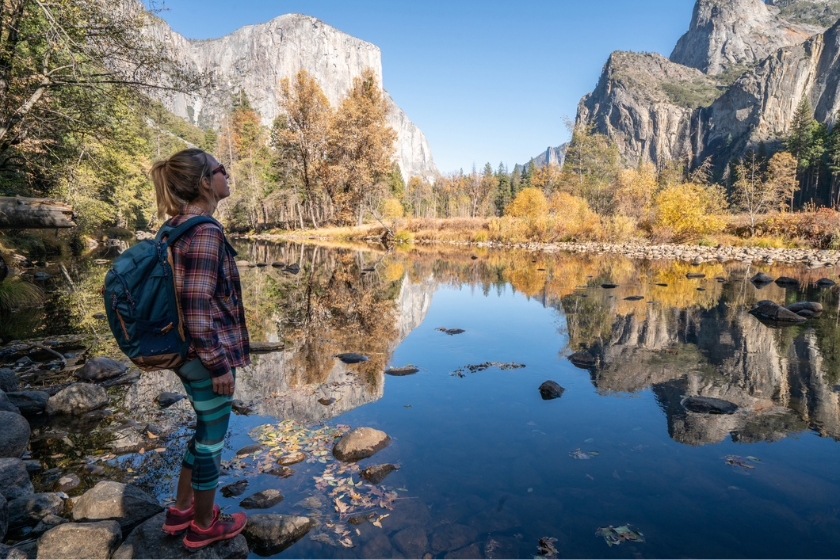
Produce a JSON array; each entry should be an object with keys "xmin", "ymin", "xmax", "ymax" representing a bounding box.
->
[
  {"xmin": 654, "ymin": 183, "xmax": 726, "ymax": 241},
  {"xmin": 505, "ymin": 187, "xmax": 548, "ymax": 217}
]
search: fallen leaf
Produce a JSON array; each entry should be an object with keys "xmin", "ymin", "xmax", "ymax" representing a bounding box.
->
[{"xmin": 147, "ymin": 431, "xmax": 158, "ymax": 439}]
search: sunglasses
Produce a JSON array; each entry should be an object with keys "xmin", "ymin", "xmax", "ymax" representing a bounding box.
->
[{"xmin": 211, "ymin": 164, "xmax": 228, "ymax": 177}]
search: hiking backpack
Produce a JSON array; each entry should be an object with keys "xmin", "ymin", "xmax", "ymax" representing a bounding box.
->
[{"xmin": 102, "ymin": 216, "xmax": 235, "ymax": 371}]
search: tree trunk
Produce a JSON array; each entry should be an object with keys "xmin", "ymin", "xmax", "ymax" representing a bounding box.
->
[{"xmin": 0, "ymin": 196, "xmax": 75, "ymax": 229}]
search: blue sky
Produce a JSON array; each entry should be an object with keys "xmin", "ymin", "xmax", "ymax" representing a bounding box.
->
[{"xmin": 153, "ymin": 0, "xmax": 697, "ymax": 173}]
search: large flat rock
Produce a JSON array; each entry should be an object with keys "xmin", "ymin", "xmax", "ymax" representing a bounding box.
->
[
  {"xmin": 113, "ymin": 512, "xmax": 248, "ymax": 559},
  {"xmin": 36, "ymin": 520, "xmax": 121, "ymax": 559}
]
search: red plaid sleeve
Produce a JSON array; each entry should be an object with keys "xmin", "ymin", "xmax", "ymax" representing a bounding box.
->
[{"xmin": 179, "ymin": 224, "xmax": 230, "ymax": 378}]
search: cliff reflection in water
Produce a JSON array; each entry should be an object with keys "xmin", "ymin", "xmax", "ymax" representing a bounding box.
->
[{"xmin": 126, "ymin": 241, "xmax": 840, "ymax": 448}]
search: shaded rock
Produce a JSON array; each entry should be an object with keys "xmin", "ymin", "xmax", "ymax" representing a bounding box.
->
[
  {"xmin": 333, "ymin": 353, "xmax": 368, "ymax": 364},
  {"xmin": 3, "ymin": 544, "xmax": 31, "ymax": 559},
  {"xmin": 154, "ymin": 392, "xmax": 185, "ymax": 408},
  {"xmin": 36, "ymin": 520, "xmax": 121, "ymax": 559},
  {"xmin": 775, "ymin": 276, "xmax": 799, "ymax": 287},
  {"xmin": 538, "ymin": 381, "xmax": 565, "ymax": 400},
  {"xmin": 0, "ymin": 494, "xmax": 6, "ymax": 541},
  {"xmin": 385, "ymin": 366, "xmax": 420, "ymax": 376},
  {"xmin": 239, "ymin": 489, "xmax": 283, "ymax": 509},
  {"xmin": 601, "ymin": 283, "xmax": 618, "ymax": 289},
  {"xmin": 235, "ymin": 444, "xmax": 262, "ymax": 456},
  {"xmin": 796, "ymin": 310, "xmax": 816, "ymax": 318},
  {"xmin": 654, "ymin": 283, "xmax": 668, "ymax": 287},
  {"xmin": 685, "ymin": 273, "xmax": 705, "ymax": 279},
  {"xmin": 242, "ymin": 514, "xmax": 315, "ymax": 556},
  {"xmin": 113, "ymin": 512, "xmax": 248, "ymax": 559},
  {"xmin": 785, "ymin": 302, "xmax": 823, "ymax": 314},
  {"xmin": 219, "ymin": 480, "xmax": 248, "ymax": 498},
  {"xmin": 255, "ymin": 263, "xmax": 268, "ymax": 268},
  {"xmin": 72, "ymin": 481, "xmax": 162, "ymax": 532},
  {"xmin": 0, "ymin": 457, "xmax": 35, "ymax": 500},
  {"xmin": 276, "ymin": 452, "xmax": 306, "ymax": 466},
  {"xmin": 430, "ymin": 524, "xmax": 479, "ymax": 554},
  {"xmin": 348, "ymin": 512, "xmax": 376, "ymax": 525},
  {"xmin": 681, "ymin": 396, "xmax": 739, "ymax": 415},
  {"xmin": 46, "ymin": 383, "xmax": 109, "ymax": 416},
  {"xmin": 74, "ymin": 357, "xmax": 127, "ymax": 382},
  {"xmin": 0, "ymin": 412, "xmax": 29, "ymax": 458},
  {"xmin": 53, "ymin": 474, "xmax": 80, "ymax": 493},
  {"xmin": 267, "ymin": 467, "xmax": 295, "ymax": 478},
  {"xmin": 0, "ymin": 390, "xmax": 18, "ymax": 414},
  {"xmin": 30, "ymin": 514, "xmax": 66, "ymax": 538},
  {"xmin": 271, "ymin": 262, "xmax": 285, "ymax": 268},
  {"xmin": 230, "ymin": 400, "xmax": 253, "ymax": 415},
  {"xmin": 392, "ymin": 526, "xmax": 428, "ymax": 558},
  {"xmin": 623, "ymin": 296, "xmax": 644, "ymax": 301},
  {"xmin": 317, "ymin": 397, "xmax": 335, "ymax": 405},
  {"xmin": 6, "ymin": 392, "xmax": 48, "ymax": 415},
  {"xmin": 568, "ymin": 351, "xmax": 596, "ymax": 369},
  {"xmin": 750, "ymin": 272, "xmax": 773, "ymax": 284},
  {"xmin": 332, "ymin": 427, "xmax": 390, "ymax": 462},
  {"xmin": 445, "ymin": 329, "xmax": 465, "ymax": 335},
  {"xmin": 816, "ymin": 278, "xmax": 836, "ymax": 287},
  {"xmin": 716, "ymin": 277, "xmax": 726, "ymax": 282},
  {"xmin": 22, "ymin": 461, "xmax": 41, "ymax": 474},
  {"xmin": 8, "ymin": 493, "xmax": 64, "ymax": 529},
  {"xmin": 359, "ymin": 463, "xmax": 399, "ymax": 484},
  {"xmin": 749, "ymin": 301, "xmax": 808, "ymax": 324},
  {"xmin": 0, "ymin": 369, "xmax": 18, "ymax": 393}
]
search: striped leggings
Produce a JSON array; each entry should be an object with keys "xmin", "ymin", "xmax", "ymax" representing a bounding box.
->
[{"xmin": 175, "ymin": 359, "xmax": 234, "ymax": 491}]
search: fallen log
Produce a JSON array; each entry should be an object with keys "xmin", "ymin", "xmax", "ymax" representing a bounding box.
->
[{"xmin": 0, "ymin": 196, "xmax": 75, "ymax": 229}]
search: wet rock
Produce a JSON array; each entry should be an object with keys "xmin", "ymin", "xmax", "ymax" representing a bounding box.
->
[
  {"xmin": 36, "ymin": 520, "xmax": 122, "ymax": 559},
  {"xmin": 276, "ymin": 452, "xmax": 306, "ymax": 466},
  {"xmin": 333, "ymin": 352, "xmax": 370, "ymax": 364},
  {"xmin": 242, "ymin": 514, "xmax": 315, "ymax": 555},
  {"xmin": 6, "ymin": 392, "xmax": 48, "ymax": 415},
  {"xmin": 0, "ymin": 369, "xmax": 18, "ymax": 393},
  {"xmin": 219, "ymin": 480, "xmax": 248, "ymax": 498},
  {"xmin": 444, "ymin": 543, "xmax": 483, "ymax": 559},
  {"xmin": 430, "ymin": 524, "xmax": 479, "ymax": 554},
  {"xmin": 75, "ymin": 357, "xmax": 127, "ymax": 382},
  {"xmin": 750, "ymin": 272, "xmax": 773, "ymax": 285},
  {"xmin": 30, "ymin": 514, "xmax": 66, "ymax": 537},
  {"xmin": 72, "ymin": 481, "xmax": 162, "ymax": 532},
  {"xmin": 538, "ymin": 381, "xmax": 565, "ymax": 400},
  {"xmin": 230, "ymin": 400, "xmax": 253, "ymax": 415},
  {"xmin": 267, "ymin": 467, "xmax": 295, "ymax": 478},
  {"xmin": 623, "ymin": 296, "xmax": 644, "ymax": 301},
  {"xmin": 0, "ymin": 494, "xmax": 6, "ymax": 541},
  {"xmin": 392, "ymin": 526, "xmax": 429, "ymax": 558},
  {"xmin": 4, "ymin": 544, "xmax": 32, "ymax": 559},
  {"xmin": 46, "ymin": 383, "xmax": 109, "ymax": 416},
  {"xmin": 359, "ymin": 463, "xmax": 399, "ymax": 484},
  {"xmin": 53, "ymin": 474, "xmax": 80, "ymax": 493},
  {"xmin": 816, "ymin": 278, "xmax": 836, "ymax": 287},
  {"xmin": 785, "ymin": 302, "xmax": 823, "ymax": 314},
  {"xmin": 681, "ymin": 396, "xmax": 739, "ymax": 415},
  {"xmin": 0, "ymin": 457, "xmax": 35, "ymax": 500},
  {"xmin": 271, "ymin": 262, "xmax": 285, "ymax": 268},
  {"xmin": 8, "ymin": 493, "xmax": 64, "ymax": 529},
  {"xmin": 796, "ymin": 310, "xmax": 816, "ymax": 318},
  {"xmin": 0, "ymin": 390, "xmax": 18, "ymax": 414},
  {"xmin": 601, "ymin": 283, "xmax": 618, "ymax": 289},
  {"xmin": 685, "ymin": 273, "xmax": 705, "ymax": 279},
  {"xmin": 317, "ymin": 398, "xmax": 335, "ymax": 405},
  {"xmin": 235, "ymin": 444, "xmax": 262, "ymax": 456},
  {"xmin": 113, "ymin": 512, "xmax": 248, "ymax": 559},
  {"xmin": 256, "ymin": 263, "xmax": 268, "ymax": 268},
  {"xmin": 654, "ymin": 283, "xmax": 668, "ymax": 287},
  {"xmin": 385, "ymin": 366, "xmax": 420, "ymax": 376},
  {"xmin": 568, "ymin": 351, "xmax": 596, "ymax": 369},
  {"xmin": 154, "ymin": 392, "xmax": 185, "ymax": 408},
  {"xmin": 348, "ymin": 512, "xmax": 376, "ymax": 525},
  {"xmin": 445, "ymin": 329, "xmax": 465, "ymax": 335},
  {"xmin": 748, "ymin": 301, "xmax": 807, "ymax": 324},
  {"xmin": 239, "ymin": 489, "xmax": 284, "ymax": 509},
  {"xmin": 332, "ymin": 427, "xmax": 390, "ymax": 462},
  {"xmin": 775, "ymin": 276, "xmax": 799, "ymax": 287},
  {"xmin": 0, "ymin": 412, "xmax": 29, "ymax": 458},
  {"xmin": 716, "ymin": 277, "xmax": 726, "ymax": 282}
]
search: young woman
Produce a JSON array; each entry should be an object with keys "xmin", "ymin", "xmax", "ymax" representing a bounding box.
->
[{"xmin": 149, "ymin": 148, "xmax": 250, "ymax": 550}]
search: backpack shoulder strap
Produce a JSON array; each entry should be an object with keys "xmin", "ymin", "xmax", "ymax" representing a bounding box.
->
[{"xmin": 157, "ymin": 216, "xmax": 220, "ymax": 247}]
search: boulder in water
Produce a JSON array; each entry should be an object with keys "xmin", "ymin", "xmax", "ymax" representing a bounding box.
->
[
  {"xmin": 601, "ymin": 284, "xmax": 618, "ymax": 289},
  {"xmin": 239, "ymin": 489, "xmax": 284, "ymax": 510},
  {"xmin": 538, "ymin": 381, "xmax": 566, "ymax": 400},
  {"xmin": 785, "ymin": 302, "xmax": 823, "ymax": 314},
  {"xmin": 750, "ymin": 272, "xmax": 773, "ymax": 285},
  {"xmin": 243, "ymin": 514, "xmax": 315, "ymax": 556},
  {"xmin": 154, "ymin": 392, "xmax": 185, "ymax": 408},
  {"xmin": 46, "ymin": 383, "xmax": 109, "ymax": 416},
  {"xmin": 74, "ymin": 357, "xmax": 127, "ymax": 381},
  {"xmin": 385, "ymin": 366, "xmax": 419, "ymax": 376},
  {"xmin": 568, "ymin": 351, "xmax": 596, "ymax": 369},
  {"xmin": 72, "ymin": 482, "xmax": 162, "ymax": 532},
  {"xmin": 816, "ymin": 278, "xmax": 836, "ymax": 287},
  {"xmin": 685, "ymin": 273, "xmax": 705, "ymax": 279},
  {"xmin": 749, "ymin": 301, "xmax": 807, "ymax": 324},
  {"xmin": 775, "ymin": 276, "xmax": 799, "ymax": 287},
  {"xmin": 681, "ymin": 396, "xmax": 738, "ymax": 415},
  {"xmin": 359, "ymin": 464, "xmax": 399, "ymax": 484},
  {"xmin": 333, "ymin": 427, "xmax": 390, "ymax": 462}
]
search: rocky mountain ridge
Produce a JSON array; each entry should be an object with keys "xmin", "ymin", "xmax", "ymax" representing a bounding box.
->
[
  {"xmin": 576, "ymin": 0, "xmax": 840, "ymax": 167},
  {"xmin": 144, "ymin": 13, "xmax": 437, "ymax": 181}
]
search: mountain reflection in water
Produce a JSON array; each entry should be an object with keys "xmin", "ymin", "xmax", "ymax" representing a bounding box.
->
[{"xmin": 15, "ymin": 240, "xmax": 840, "ymax": 558}]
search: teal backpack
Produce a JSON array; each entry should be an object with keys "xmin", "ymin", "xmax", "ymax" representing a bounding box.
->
[{"xmin": 102, "ymin": 216, "xmax": 235, "ymax": 371}]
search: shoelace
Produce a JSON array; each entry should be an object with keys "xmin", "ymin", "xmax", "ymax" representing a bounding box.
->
[{"xmin": 219, "ymin": 512, "xmax": 236, "ymax": 522}]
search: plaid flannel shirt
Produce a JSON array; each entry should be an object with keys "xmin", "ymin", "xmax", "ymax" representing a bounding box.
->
[{"xmin": 167, "ymin": 204, "xmax": 250, "ymax": 377}]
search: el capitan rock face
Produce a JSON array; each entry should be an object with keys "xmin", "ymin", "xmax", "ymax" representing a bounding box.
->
[{"xmin": 145, "ymin": 13, "xmax": 437, "ymax": 181}]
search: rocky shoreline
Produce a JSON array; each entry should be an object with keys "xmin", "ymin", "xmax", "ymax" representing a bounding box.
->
[{"xmin": 235, "ymin": 234, "xmax": 840, "ymax": 268}]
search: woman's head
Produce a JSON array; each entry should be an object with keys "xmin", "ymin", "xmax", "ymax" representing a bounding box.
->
[{"xmin": 150, "ymin": 148, "xmax": 230, "ymax": 218}]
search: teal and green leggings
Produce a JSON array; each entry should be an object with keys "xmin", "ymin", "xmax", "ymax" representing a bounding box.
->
[{"xmin": 175, "ymin": 359, "xmax": 235, "ymax": 491}]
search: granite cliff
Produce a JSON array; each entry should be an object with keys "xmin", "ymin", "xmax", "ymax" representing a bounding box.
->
[
  {"xmin": 144, "ymin": 13, "xmax": 437, "ymax": 181},
  {"xmin": 576, "ymin": 0, "xmax": 840, "ymax": 167}
]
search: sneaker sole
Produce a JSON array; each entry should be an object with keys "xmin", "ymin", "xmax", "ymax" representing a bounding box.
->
[{"xmin": 183, "ymin": 524, "xmax": 246, "ymax": 551}]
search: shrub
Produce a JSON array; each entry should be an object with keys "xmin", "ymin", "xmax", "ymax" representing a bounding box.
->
[
  {"xmin": 473, "ymin": 230, "xmax": 488, "ymax": 242},
  {"xmin": 505, "ymin": 188, "xmax": 548, "ymax": 218},
  {"xmin": 394, "ymin": 230, "xmax": 413, "ymax": 243},
  {"xmin": 0, "ymin": 277, "xmax": 44, "ymax": 311},
  {"xmin": 654, "ymin": 183, "xmax": 726, "ymax": 242}
]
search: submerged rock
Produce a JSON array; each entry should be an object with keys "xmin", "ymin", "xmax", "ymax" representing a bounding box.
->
[
  {"xmin": 333, "ymin": 353, "xmax": 368, "ymax": 364},
  {"xmin": 276, "ymin": 452, "xmax": 306, "ymax": 466},
  {"xmin": 6, "ymin": 392, "xmax": 48, "ymax": 415},
  {"xmin": 360, "ymin": 463, "xmax": 399, "ymax": 484},
  {"xmin": 538, "ymin": 381, "xmax": 566, "ymax": 400},
  {"xmin": 243, "ymin": 514, "xmax": 315, "ymax": 556},
  {"xmin": 53, "ymin": 474, "xmax": 80, "ymax": 493},
  {"xmin": 46, "ymin": 383, "xmax": 109, "ymax": 416},
  {"xmin": 239, "ymin": 489, "xmax": 284, "ymax": 510},
  {"xmin": 333, "ymin": 427, "xmax": 390, "ymax": 462},
  {"xmin": 73, "ymin": 482, "xmax": 162, "ymax": 532},
  {"xmin": 749, "ymin": 301, "xmax": 807, "ymax": 324},
  {"xmin": 113, "ymin": 512, "xmax": 248, "ymax": 559},
  {"xmin": 385, "ymin": 366, "xmax": 420, "ymax": 376},
  {"xmin": 155, "ymin": 392, "xmax": 185, "ymax": 408},
  {"xmin": 600, "ymin": 284, "xmax": 618, "ymax": 289},
  {"xmin": 816, "ymin": 278, "xmax": 836, "ymax": 287},
  {"xmin": 267, "ymin": 467, "xmax": 295, "ymax": 478},
  {"xmin": 775, "ymin": 276, "xmax": 799, "ymax": 287},
  {"xmin": 219, "ymin": 480, "xmax": 248, "ymax": 498},
  {"xmin": 445, "ymin": 329, "xmax": 465, "ymax": 335},
  {"xmin": 0, "ymin": 459, "xmax": 32, "ymax": 500},
  {"xmin": 624, "ymin": 296, "xmax": 644, "ymax": 301},
  {"xmin": 568, "ymin": 351, "xmax": 596, "ymax": 369},
  {"xmin": 75, "ymin": 357, "xmax": 127, "ymax": 382},
  {"xmin": 235, "ymin": 444, "xmax": 262, "ymax": 456},
  {"xmin": 681, "ymin": 396, "xmax": 738, "ymax": 415},
  {"xmin": 36, "ymin": 520, "xmax": 122, "ymax": 559},
  {"xmin": 0, "ymin": 412, "xmax": 29, "ymax": 458}
]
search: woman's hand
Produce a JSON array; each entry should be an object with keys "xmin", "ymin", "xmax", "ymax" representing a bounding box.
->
[{"xmin": 212, "ymin": 372, "xmax": 235, "ymax": 396}]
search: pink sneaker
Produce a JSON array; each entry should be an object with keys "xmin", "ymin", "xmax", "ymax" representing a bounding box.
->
[
  {"xmin": 182, "ymin": 507, "xmax": 247, "ymax": 551},
  {"xmin": 162, "ymin": 502, "xmax": 194, "ymax": 536}
]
